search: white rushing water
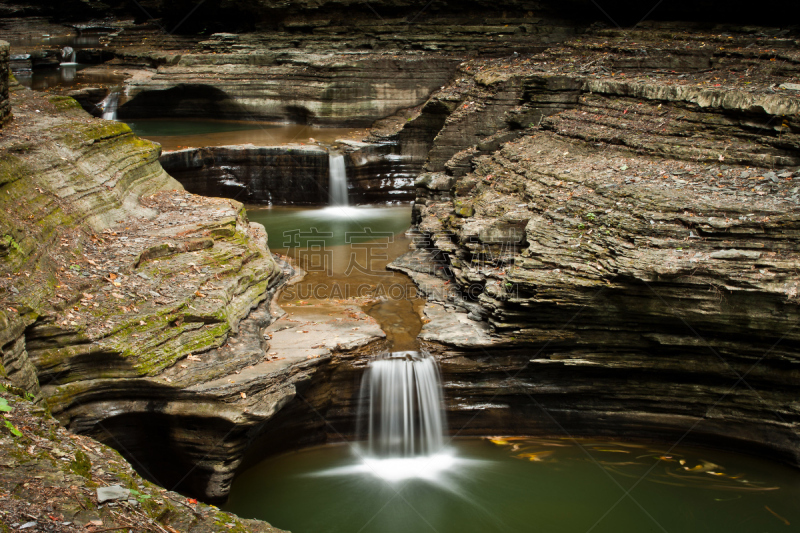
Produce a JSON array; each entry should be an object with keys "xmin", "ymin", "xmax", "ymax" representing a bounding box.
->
[
  {"xmin": 101, "ymin": 91, "xmax": 119, "ymax": 121},
  {"xmin": 328, "ymin": 153, "xmax": 349, "ymax": 206},
  {"xmin": 360, "ymin": 352, "xmax": 447, "ymax": 458},
  {"xmin": 61, "ymin": 46, "xmax": 77, "ymax": 65}
]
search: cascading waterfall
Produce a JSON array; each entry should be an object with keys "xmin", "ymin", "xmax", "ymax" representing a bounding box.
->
[
  {"xmin": 101, "ymin": 90, "xmax": 120, "ymax": 121},
  {"xmin": 359, "ymin": 351, "xmax": 447, "ymax": 458},
  {"xmin": 61, "ymin": 46, "xmax": 77, "ymax": 64},
  {"xmin": 328, "ymin": 153, "xmax": 349, "ymax": 206}
]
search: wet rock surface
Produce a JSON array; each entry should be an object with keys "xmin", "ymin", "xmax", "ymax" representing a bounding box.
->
[{"xmin": 159, "ymin": 145, "xmax": 331, "ymax": 205}]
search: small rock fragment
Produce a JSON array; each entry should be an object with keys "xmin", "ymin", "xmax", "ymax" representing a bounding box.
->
[{"xmin": 97, "ymin": 485, "xmax": 130, "ymax": 503}]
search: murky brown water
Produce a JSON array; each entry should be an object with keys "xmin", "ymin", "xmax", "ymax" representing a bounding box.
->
[
  {"xmin": 126, "ymin": 119, "xmax": 368, "ymax": 151},
  {"xmin": 15, "ymin": 66, "xmax": 127, "ymax": 92}
]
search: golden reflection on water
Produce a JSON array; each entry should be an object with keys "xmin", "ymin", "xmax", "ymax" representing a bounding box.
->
[{"xmin": 487, "ymin": 436, "xmax": 782, "ymax": 493}]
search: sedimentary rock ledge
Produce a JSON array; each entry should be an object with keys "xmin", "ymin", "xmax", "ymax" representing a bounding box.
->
[
  {"xmin": 0, "ymin": 83, "xmax": 383, "ymax": 505},
  {"xmin": 395, "ymin": 28, "xmax": 800, "ymax": 465}
]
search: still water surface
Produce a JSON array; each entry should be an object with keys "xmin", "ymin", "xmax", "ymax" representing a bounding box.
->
[
  {"xmin": 223, "ymin": 438, "xmax": 800, "ymax": 533},
  {"xmin": 126, "ymin": 119, "xmax": 366, "ymax": 150}
]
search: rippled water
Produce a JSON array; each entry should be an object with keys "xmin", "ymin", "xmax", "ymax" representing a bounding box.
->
[{"xmin": 223, "ymin": 438, "xmax": 800, "ymax": 533}]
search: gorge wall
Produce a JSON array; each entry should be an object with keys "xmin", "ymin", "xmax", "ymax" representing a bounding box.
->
[
  {"xmin": 387, "ymin": 28, "xmax": 800, "ymax": 465},
  {"xmin": 0, "ymin": 80, "xmax": 316, "ymax": 507},
  {"xmin": 7, "ymin": 0, "xmax": 793, "ymax": 30},
  {"xmin": 117, "ymin": 53, "xmax": 463, "ymax": 127},
  {"xmin": 2, "ymin": 7, "xmax": 800, "ymax": 518}
]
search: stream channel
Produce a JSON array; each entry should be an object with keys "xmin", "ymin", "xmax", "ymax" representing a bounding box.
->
[{"xmin": 135, "ymin": 120, "xmax": 800, "ymax": 533}]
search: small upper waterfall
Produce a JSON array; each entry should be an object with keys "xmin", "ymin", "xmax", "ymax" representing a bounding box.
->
[
  {"xmin": 101, "ymin": 90, "xmax": 119, "ymax": 121},
  {"xmin": 328, "ymin": 153, "xmax": 349, "ymax": 206},
  {"xmin": 61, "ymin": 46, "xmax": 76, "ymax": 64},
  {"xmin": 359, "ymin": 352, "xmax": 447, "ymax": 457}
]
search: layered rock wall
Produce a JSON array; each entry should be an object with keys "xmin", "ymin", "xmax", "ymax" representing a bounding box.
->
[
  {"xmin": 0, "ymin": 87, "xmax": 310, "ymax": 502},
  {"xmin": 159, "ymin": 143, "xmax": 420, "ymax": 205},
  {"xmin": 400, "ymin": 30, "xmax": 800, "ymax": 465},
  {"xmin": 346, "ymin": 142, "xmax": 417, "ymax": 203},
  {"xmin": 118, "ymin": 55, "xmax": 463, "ymax": 126},
  {"xmin": 159, "ymin": 145, "xmax": 331, "ymax": 205}
]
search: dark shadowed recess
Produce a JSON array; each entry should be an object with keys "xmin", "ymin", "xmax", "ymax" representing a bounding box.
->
[
  {"xmin": 88, "ymin": 411, "xmax": 240, "ymax": 498},
  {"xmin": 4, "ymin": 0, "xmax": 797, "ymax": 32},
  {"xmin": 117, "ymin": 84, "xmax": 249, "ymax": 120}
]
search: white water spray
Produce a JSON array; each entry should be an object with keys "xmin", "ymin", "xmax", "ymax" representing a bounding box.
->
[
  {"xmin": 359, "ymin": 352, "xmax": 447, "ymax": 458},
  {"xmin": 61, "ymin": 46, "xmax": 77, "ymax": 65},
  {"xmin": 328, "ymin": 153, "xmax": 349, "ymax": 206},
  {"xmin": 101, "ymin": 90, "xmax": 119, "ymax": 121}
]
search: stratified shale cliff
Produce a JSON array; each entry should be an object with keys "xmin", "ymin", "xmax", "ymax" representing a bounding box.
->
[
  {"xmin": 394, "ymin": 28, "xmax": 800, "ymax": 465},
  {"xmin": 0, "ymin": 79, "xmax": 337, "ymax": 507}
]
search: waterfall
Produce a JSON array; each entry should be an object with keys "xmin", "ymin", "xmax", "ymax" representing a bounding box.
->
[
  {"xmin": 61, "ymin": 46, "xmax": 77, "ymax": 65},
  {"xmin": 359, "ymin": 352, "xmax": 447, "ymax": 457},
  {"xmin": 328, "ymin": 153, "xmax": 349, "ymax": 206},
  {"xmin": 101, "ymin": 90, "xmax": 119, "ymax": 121}
]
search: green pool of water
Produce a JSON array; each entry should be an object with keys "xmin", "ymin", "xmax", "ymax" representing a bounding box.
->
[
  {"xmin": 223, "ymin": 438, "xmax": 800, "ymax": 533},
  {"xmin": 247, "ymin": 205, "xmax": 413, "ymax": 250}
]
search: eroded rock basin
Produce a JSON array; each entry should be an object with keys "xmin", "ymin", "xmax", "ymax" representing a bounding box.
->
[{"xmin": 224, "ymin": 437, "xmax": 800, "ymax": 533}]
